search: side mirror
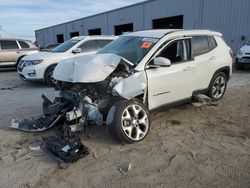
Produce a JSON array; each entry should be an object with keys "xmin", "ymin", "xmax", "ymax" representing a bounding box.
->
[
  {"xmin": 72, "ymin": 48, "xmax": 82, "ymax": 54},
  {"xmin": 153, "ymin": 57, "xmax": 171, "ymax": 67},
  {"xmin": 242, "ymin": 42, "xmax": 246, "ymax": 46}
]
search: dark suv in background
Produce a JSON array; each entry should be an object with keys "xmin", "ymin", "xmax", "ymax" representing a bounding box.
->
[{"xmin": 0, "ymin": 39, "xmax": 39, "ymax": 68}]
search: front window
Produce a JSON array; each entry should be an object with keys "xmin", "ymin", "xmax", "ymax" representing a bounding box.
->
[
  {"xmin": 98, "ymin": 36, "xmax": 158, "ymax": 65},
  {"xmin": 51, "ymin": 39, "xmax": 82, "ymax": 53}
]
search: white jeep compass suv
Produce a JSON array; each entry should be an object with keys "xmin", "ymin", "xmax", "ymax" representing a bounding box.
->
[
  {"xmin": 11, "ymin": 30, "xmax": 233, "ymax": 144},
  {"xmin": 17, "ymin": 36, "xmax": 116, "ymax": 85}
]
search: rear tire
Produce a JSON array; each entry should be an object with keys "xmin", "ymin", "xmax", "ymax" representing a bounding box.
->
[
  {"xmin": 208, "ymin": 72, "xmax": 227, "ymax": 101},
  {"xmin": 107, "ymin": 99, "xmax": 150, "ymax": 144},
  {"xmin": 45, "ymin": 65, "xmax": 57, "ymax": 86}
]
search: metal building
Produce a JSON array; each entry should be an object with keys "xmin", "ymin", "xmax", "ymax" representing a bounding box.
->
[{"xmin": 35, "ymin": 0, "xmax": 250, "ymax": 52}]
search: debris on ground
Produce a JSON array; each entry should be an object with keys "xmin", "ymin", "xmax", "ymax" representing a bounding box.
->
[
  {"xmin": 118, "ymin": 162, "xmax": 133, "ymax": 174},
  {"xmin": 9, "ymin": 94, "xmax": 68, "ymax": 132},
  {"xmin": 42, "ymin": 136, "xmax": 89, "ymax": 163},
  {"xmin": 29, "ymin": 145, "xmax": 41, "ymax": 151},
  {"xmin": 192, "ymin": 94, "xmax": 212, "ymax": 107}
]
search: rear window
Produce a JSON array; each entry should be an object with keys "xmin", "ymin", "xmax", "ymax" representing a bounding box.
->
[
  {"xmin": 208, "ymin": 36, "xmax": 217, "ymax": 49},
  {"xmin": 78, "ymin": 40, "xmax": 97, "ymax": 52},
  {"xmin": 18, "ymin": 41, "xmax": 30, "ymax": 49},
  {"xmin": 0, "ymin": 40, "xmax": 19, "ymax": 50},
  {"xmin": 98, "ymin": 40, "xmax": 113, "ymax": 49},
  {"xmin": 192, "ymin": 36, "xmax": 210, "ymax": 57}
]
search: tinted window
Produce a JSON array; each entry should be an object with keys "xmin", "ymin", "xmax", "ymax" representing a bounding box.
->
[
  {"xmin": 51, "ymin": 39, "xmax": 81, "ymax": 52},
  {"xmin": 208, "ymin": 36, "xmax": 217, "ymax": 49},
  {"xmin": 78, "ymin": 40, "xmax": 97, "ymax": 52},
  {"xmin": 98, "ymin": 40, "xmax": 113, "ymax": 49},
  {"xmin": 159, "ymin": 40, "xmax": 187, "ymax": 63},
  {"xmin": 0, "ymin": 40, "xmax": 19, "ymax": 50},
  {"xmin": 19, "ymin": 41, "xmax": 30, "ymax": 49},
  {"xmin": 192, "ymin": 36, "xmax": 210, "ymax": 56}
]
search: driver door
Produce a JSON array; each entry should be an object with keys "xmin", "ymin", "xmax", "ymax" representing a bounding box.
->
[{"xmin": 146, "ymin": 39, "xmax": 196, "ymax": 110}]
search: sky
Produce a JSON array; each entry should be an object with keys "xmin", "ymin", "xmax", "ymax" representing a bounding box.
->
[{"xmin": 0, "ymin": 0, "xmax": 143, "ymax": 40}]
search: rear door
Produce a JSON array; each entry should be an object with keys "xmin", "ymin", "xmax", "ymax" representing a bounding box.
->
[
  {"xmin": 0, "ymin": 40, "xmax": 20, "ymax": 65},
  {"xmin": 17, "ymin": 40, "xmax": 32, "ymax": 59},
  {"xmin": 191, "ymin": 36, "xmax": 219, "ymax": 90},
  {"xmin": 146, "ymin": 38, "xmax": 196, "ymax": 110}
]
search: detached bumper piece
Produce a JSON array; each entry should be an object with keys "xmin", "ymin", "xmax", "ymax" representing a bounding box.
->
[
  {"xmin": 10, "ymin": 94, "xmax": 68, "ymax": 132},
  {"xmin": 42, "ymin": 136, "xmax": 89, "ymax": 163}
]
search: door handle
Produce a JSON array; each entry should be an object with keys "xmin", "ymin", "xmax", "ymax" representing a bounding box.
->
[
  {"xmin": 16, "ymin": 51, "xmax": 20, "ymax": 54},
  {"xmin": 183, "ymin": 67, "xmax": 193, "ymax": 71}
]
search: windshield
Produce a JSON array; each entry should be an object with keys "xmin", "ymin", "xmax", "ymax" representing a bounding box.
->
[
  {"xmin": 246, "ymin": 40, "xmax": 250, "ymax": 46},
  {"xmin": 51, "ymin": 39, "xmax": 81, "ymax": 52},
  {"xmin": 98, "ymin": 36, "xmax": 159, "ymax": 65}
]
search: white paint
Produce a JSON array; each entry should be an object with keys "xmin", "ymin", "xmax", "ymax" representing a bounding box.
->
[{"xmin": 113, "ymin": 72, "xmax": 146, "ymax": 99}]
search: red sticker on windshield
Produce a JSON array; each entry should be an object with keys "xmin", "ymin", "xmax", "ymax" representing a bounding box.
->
[{"xmin": 141, "ymin": 41, "xmax": 153, "ymax": 49}]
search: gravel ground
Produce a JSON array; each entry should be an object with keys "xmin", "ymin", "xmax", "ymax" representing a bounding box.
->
[{"xmin": 0, "ymin": 70, "xmax": 250, "ymax": 188}]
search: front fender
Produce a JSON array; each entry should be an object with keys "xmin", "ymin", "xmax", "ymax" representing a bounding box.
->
[{"xmin": 113, "ymin": 71, "xmax": 147, "ymax": 100}]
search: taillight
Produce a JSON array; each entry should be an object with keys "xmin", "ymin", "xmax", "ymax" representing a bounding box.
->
[{"xmin": 229, "ymin": 49, "xmax": 234, "ymax": 58}]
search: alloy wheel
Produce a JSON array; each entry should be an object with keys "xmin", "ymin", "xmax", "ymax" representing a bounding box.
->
[
  {"xmin": 212, "ymin": 76, "xmax": 226, "ymax": 99},
  {"xmin": 121, "ymin": 104, "xmax": 149, "ymax": 141}
]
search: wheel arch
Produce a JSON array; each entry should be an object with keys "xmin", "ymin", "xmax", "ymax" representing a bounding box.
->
[
  {"xmin": 43, "ymin": 63, "xmax": 57, "ymax": 80},
  {"xmin": 214, "ymin": 66, "xmax": 230, "ymax": 80},
  {"xmin": 15, "ymin": 55, "xmax": 26, "ymax": 69}
]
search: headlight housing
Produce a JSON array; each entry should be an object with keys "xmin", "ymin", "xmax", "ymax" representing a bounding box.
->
[
  {"xmin": 237, "ymin": 50, "xmax": 244, "ymax": 56},
  {"xmin": 23, "ymin": 60, "xmax": 43, "ymax": 67}
]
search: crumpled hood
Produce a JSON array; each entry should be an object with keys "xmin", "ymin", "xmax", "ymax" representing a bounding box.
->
[
  {"xmin": 53, "ymin": 53, "xmax": 122, "ymax": 83},
  {"xmin": 22, "ymin": 52, "xmax": 64, "ymax": 61}
]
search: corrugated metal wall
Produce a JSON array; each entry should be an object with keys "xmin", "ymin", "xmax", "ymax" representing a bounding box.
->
[
  {"xmin": 201, "ymin": 0, "xmax": 250, "ymax": 52},
  {"xmin": 143, "ymin": 0, "xmax": 201, "ymax": 29},
  {"xmin": 84, "ymin": 13, "xmax": 108, "ymax": 35},
  {"xmin": 35, "ymin": 0, "xmax": 250, "ymax": 52},
  {"xmin": 107, "ymin": 4, "xmax": 144, "ymax": 34}
]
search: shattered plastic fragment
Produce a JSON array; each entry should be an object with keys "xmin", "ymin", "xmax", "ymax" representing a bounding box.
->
[
  {"xmin": 29, "ymin": 146, "xmax": 41, "ymax": 151},
  {"xmin": 9, "ymin": 94, "xmax": 67, "ymax": 132},
  {"xmin": 192, "ymin": 94, "xmax": 212, "ymax": 107},
  {"xmin": 42, "ymin": 136, "xmax": 89, "ymax": 163}
]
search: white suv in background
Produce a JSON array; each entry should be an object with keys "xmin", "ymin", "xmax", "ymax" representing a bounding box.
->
[
  {"xmin": 18, "ymin": 36, "xmax": 116, "ymax": 85},
  {"xmin": 235, "ymin": 39, "xmax": 250, "ymax": 70}
]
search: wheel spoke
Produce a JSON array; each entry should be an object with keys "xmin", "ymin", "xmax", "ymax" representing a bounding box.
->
[
  {"xmin": 138, "ymin": 113, "xmax": 148, "ymax": 125},
  {"xmin": 122, "ymin": 109, "xmax": 132, "ymax": 120},
  {"xmin": 123, "ymin": 125, "xmax": 133, "ymax": 137},
  {"xmin": 212, "ymin": 86, "xmax": 217, "ymax": 95},
  {"xmin": 135, "ymin": 128, "xmax": 144, "ymax": 140},
  {"xmin": 131, "ymin": 105, "xmax": 141, "ymax": 117}
]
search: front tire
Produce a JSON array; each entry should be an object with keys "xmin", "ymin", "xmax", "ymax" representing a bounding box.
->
[
  {"xmin": 208, "ymin": 72, "xmax": 227, "ymax": 101},
  {"xmin": 107, "ymin": 99, "xmax": 150, "ymax": 144},
  {"xmin": 45, "ymin": 65, "xmax": 57, "ymax": 86}
]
